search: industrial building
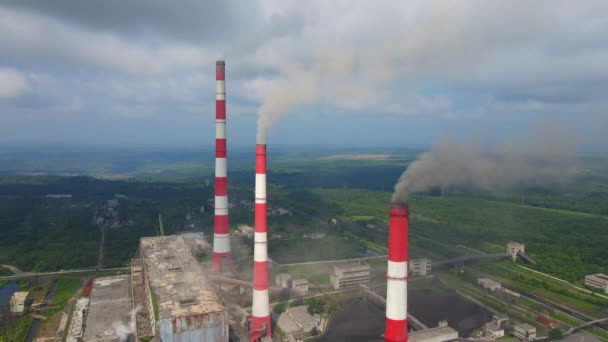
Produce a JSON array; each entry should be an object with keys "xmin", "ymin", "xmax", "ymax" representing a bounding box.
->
[
  {"xmin": 584, "ymin": 273, "xmax": 608, "ymax": 294},
  {"xmin": 277, "ymin": 305, "xmax": 320, "ymax": 340},
  {"xmin": 9, "ymin": 291, "xmax": 28, "ymax": 313},
  {"xmin": 409, "ymin": 258, "xmax": 432, "ymax": 277},
  {"xmin": 513, "ymin": 323, "xmax": 536, "ymax": 341},
  {"xmin": 409, "ymin": 321, "xmax": 459, "ymax": 342},
  {"xmin": 478, "ymin": 278, "xmax": 502, "ymax": 292},
  {"xmin": 507, "ymin": 242, "xmax": 525, "ymax": 261},
  {"xmin": 83, "ymin": 275, "xmax": 133, "ymax": 341},
  {"xmin": 137, "ymin": 234, "xmax": 229, "ymax": 341},
  {"xmin": 484, "ymin": 313, "xmax": 508, "ymax": 338},
  {"xmin": 292, "ymin": 278, "xmax": 309, "ymax": 296},
  {"xmin": 286, "ymin": 305, "xmax": 320, "ymax": 332},
  {"xmin": 330, "ymin": 261, "xmax": 371, "ymax": 289},
  {"xmin": 276, "ymin": 273, "xmax": 293, "ymax": 288},
  {"xmin": 66, "ymin": 297, "xmax": 89, "ymax": 342}
]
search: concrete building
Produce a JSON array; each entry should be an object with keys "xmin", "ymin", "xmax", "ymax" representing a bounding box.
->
[
  {"xmin": 484, "ymin": 313, "xmax": 508, "ymax": 338},
  {"xmin": 83, "ymin": 275, "xmax": 133, "ymax": 341},
  {"xmin": 66, "ymin": 297, "xmax": 89, "ymax": 342},
  {"xmin": 478, "ymin": 278, "xmax": 502, "ymax": 292},
  {"xmin": 9, "ymin": 291, "xmax": 28, "ymax": 313},
  {"xmin": 277, "ymin": 312, "xmax": 302, "ymax": 336},
  {"xmin": 584, "ymin": 273, "xmax": 608, "ymax": 294},
  {"xmin": 286, "ymin": 305, "xmax": 320, "ymax": 332},
  {"xmin": 303, "ymin": 232, "xmax": 326, "ymax": 239},
  {"xmin": 409, "ymin": 322, "xmax": 459, "ymax": 342},
  {"xmin": 513, "ymin": 323, "xmax": 536, "ymax": 341},
  {"xmin": 276, "ymin": 273, "xmax": 293, "ymax": 288},
  {"xmin": 507, "ymin": 242, "xmax": 525, "ymax": 261},
  {"xmin": 409, "ymin": 258, "xmax": 432, "ymax": 277},
  {"xmin": 330, "ymin": 261, "xmax": 370, "ymax": 289},
  {"xmin": 139, "ymin": 234, "xmax": 228, "ymax": 341},
  {"xmin": 292, "ymin": 279, "xmax": 309, "ymax": 296}
]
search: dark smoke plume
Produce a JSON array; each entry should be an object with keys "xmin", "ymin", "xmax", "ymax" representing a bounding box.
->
[{"xmin": 392, "ymin": 123, "xmax": 579, "ymax": 202}]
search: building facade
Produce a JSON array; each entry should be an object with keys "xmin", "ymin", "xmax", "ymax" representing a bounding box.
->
[
  {"xmin": 330, "ymin": 262, "xmax": 370, "ymax": 289},
  {"xmin": 478, "ymin": 278, "xmax": 502, "ymax": 292},
  {"xmin": 513, "ymin": 323, "xmax": 536, "ymax": 341},
  {"xmin": 409, "ymin": 258, "xmax": 432, "ymax": 277},
  {"xmin": 140, "ymin": 234, "xmax": 229, "ymax": 342},
  {"xmin": 584, "ymin": 273, "xmax": 608, "ymax": 294}
]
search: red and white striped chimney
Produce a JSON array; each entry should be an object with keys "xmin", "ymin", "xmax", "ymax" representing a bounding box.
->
[
  {"xmin": 384, "ymin": 203, "xmax": 409, "ymax": 342},
  {"xmin": 212, "ymin": 60, "xmax": 232, "ymax": 272},
  {"xmin": 250, "ymin": 144, "xmax": 271, "ymax": 340}
]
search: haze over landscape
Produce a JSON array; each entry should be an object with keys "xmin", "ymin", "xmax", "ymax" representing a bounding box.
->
[{"xmin": 1, "ymin": 1, "xmax": 608, "ymax": 342}]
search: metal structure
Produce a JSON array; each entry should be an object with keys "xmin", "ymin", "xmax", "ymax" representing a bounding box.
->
[
  {"xmin": 250, "ymin": 144, "xmax": 271, "ymax": 341},
  {"xmin": 213, "ymin": 60, "xmax": 232, "ymax": 272},
  {"xmin": 384, "ymin": 203, "xmax": 409, "ymax": 342}
]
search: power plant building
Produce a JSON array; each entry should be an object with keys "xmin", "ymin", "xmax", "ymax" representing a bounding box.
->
[
  {"xmin": 409, "ymin": 258, "xmax": 432, "ymax": 277},
  {"xmin": 584, "ymin": 273, "xmax": 608, "ymax": 294},
  {"xmin": 330, "ymin": 261, "xmax": 371, "ymax": 289},
  {"xmin": 513, "ymin": 323, "xmax": 536, "ymax": 341},
  {"xmin": 139, "ymin": 234, "xmax": 229, "ymax": 341}
]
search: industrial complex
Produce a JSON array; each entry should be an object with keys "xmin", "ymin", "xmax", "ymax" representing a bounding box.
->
[{"xmin": 4, "ymin": 60, "xmax": 605, "ymax": 342}]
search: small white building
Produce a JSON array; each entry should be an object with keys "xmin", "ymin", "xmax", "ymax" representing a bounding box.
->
[
  {"xmin": 276, "ymin": 273, "xmax": 293, "ymax": 288},
  {"xmin": 513, "ymin": 323, "xmax": 536, "ymax": 341},
  {"xmin": 9, "ymin": 292, "xmax": 28, "ymax": 313},
  {"xmin": 478, "ymin": 278, "xmax": 502, "ymax": 292},
  {"xmin": 484, "ymin": 313, "xmax": 508, "ymax": 338},
  {"xmin": 292, "ymin": 279, "xmax": 309, "ymax": 296},
  {"xmin": 286, "ymin": 306, "xmax": 320, "ymax": 332},
  {"xmin": 584, "ymin": 273, "xmax": 608, "ymax": 294},
  {"xmin": 410, "ymin": 258, "xmax": 432, "ymax": 277},
  {"xmin": 330, "ymin": 262, "xmax": 370, "ymax": 289},
  {"xmin": 507, "ymin": 242, "xmax": 525, "ymax": 261}
]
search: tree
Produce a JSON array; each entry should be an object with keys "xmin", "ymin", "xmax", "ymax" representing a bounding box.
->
[
  {"xmin": 548, "ymin": 328, "xmax": 563, "ymax": 340},
  {"xmin": 273, "ymin": 302, "xmax": 286, "ymax": 314}
]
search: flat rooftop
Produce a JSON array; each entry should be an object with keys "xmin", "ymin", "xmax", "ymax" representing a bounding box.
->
[
  {"xmin": 140, "ymin": 234, "xmax": 224, "ymax": 320},
  {"xmin": 410, "ymin": 326, "xmax": 459, "ymax": 342},
  {"xmin": 83, "ymin": 275, "xmax": 132, "ymax": 342}
]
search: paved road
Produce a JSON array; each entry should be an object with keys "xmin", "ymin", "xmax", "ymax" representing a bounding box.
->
[
  {"xmin": 1, "ymin": 264, "xmax": 24, "ymax": 275},
  {"xmin": 0, "ymin": 267, "xmax": 129, "ymax": 281}
]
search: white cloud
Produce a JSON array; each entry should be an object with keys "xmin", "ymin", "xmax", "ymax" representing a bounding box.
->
[
  {"xmin": 0, "ymin": 68, "xmax": 27, "ymax": 98},
  {"xmin": 0, "ymin": 7, "xmax": 215, "ymax": 75}
]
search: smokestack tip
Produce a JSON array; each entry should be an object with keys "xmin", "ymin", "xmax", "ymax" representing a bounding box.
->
[
  {"xmin": 256, "ymin": 144, "xmax": 267, "ymax": 157},
  {"xmin": 388, "ymin": 202, "xmax": 408, "ymax": 217},
  {"xmin": 216, "ymin": 60, "xmax": 225, "ymax": 65}
]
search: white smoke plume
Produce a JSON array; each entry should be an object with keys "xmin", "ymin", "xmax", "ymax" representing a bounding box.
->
[
  {"xmin": 392, "ymin": 122, "xmax": 580, "ymax": 203},
  {"xmin": 112, "ymin": 306, "xmax": 140, "ymax": 342},
  {"xmin": 255, "ymin": 54, "xmax": 383, "ymax": 144}
]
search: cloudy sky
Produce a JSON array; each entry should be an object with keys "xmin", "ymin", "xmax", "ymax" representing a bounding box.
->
[{"xmin": 0, "ymin": 1, "xmax": 607, "ymax": 148}]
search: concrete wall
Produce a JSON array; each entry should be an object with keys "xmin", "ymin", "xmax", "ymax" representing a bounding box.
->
[{"xmin": 159, "ymin": 311, "xmax": 229, "ymax": 342}]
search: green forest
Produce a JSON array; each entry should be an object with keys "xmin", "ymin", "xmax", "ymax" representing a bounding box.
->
[{"xmin": 0, "ymin": 151, "xmax": 607, "ymax": 285}]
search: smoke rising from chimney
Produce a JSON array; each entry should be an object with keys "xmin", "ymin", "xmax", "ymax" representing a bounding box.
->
[
  {"xmin": 255, "ymin": 45, "xmax": 406, "ymax": 144},
  {"xmin": 392, "ymin": 122, "xmax": 579, "ymax": 203}
]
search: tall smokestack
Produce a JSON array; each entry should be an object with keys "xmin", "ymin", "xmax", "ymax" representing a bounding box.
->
[
  {"xmin": 384, "ymin": 203, "xmax": 409, "ymax": 342},
  {"xmin": 212, "ymin": 60, "xmax": 232, "ymax": 272},
  {"xmin": 250, "ymin": 144, "xmax": 271, "ymax": 340}
]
